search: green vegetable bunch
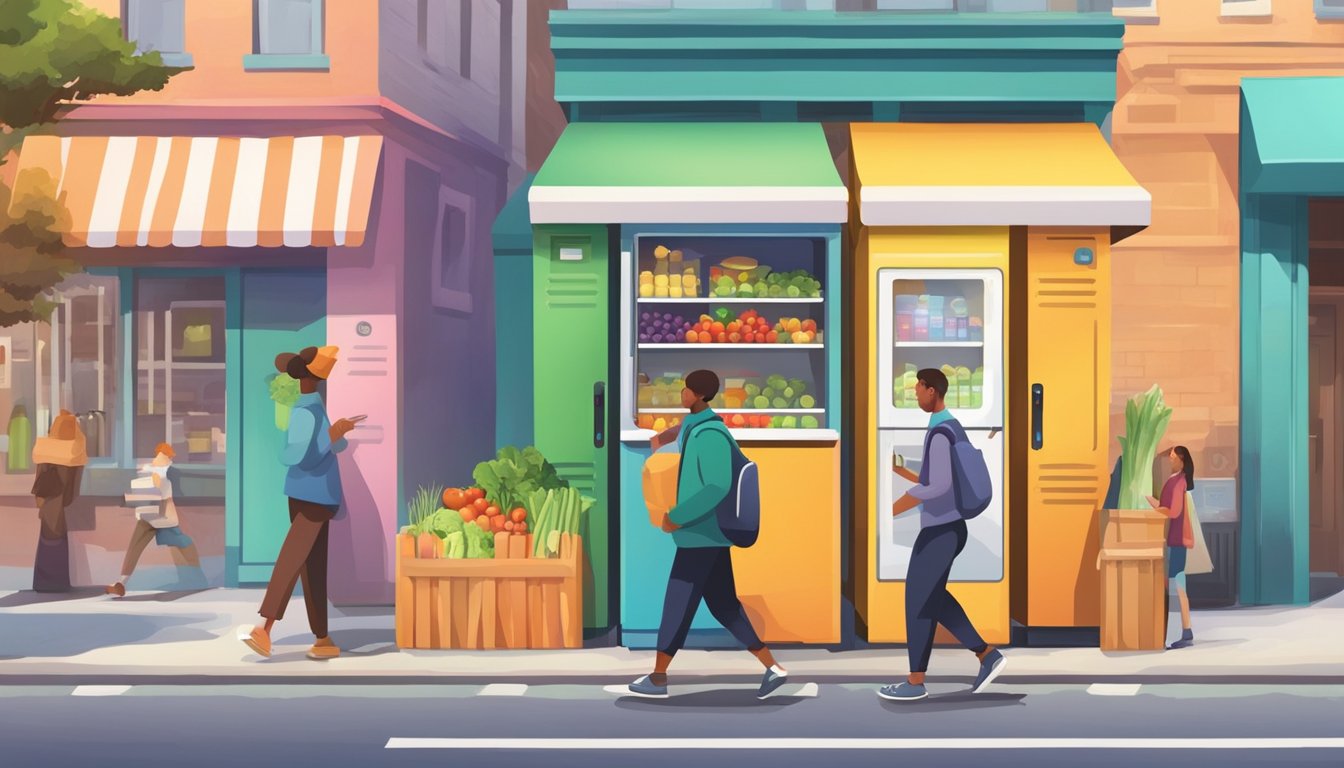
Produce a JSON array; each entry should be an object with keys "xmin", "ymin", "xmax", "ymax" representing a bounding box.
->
[
  {"xmin": 464, "ymin": 524, "xmax": 495, "ymax": 559},
  {"xmin": 1116, "ymin": 384, "xmax": 1174, "ymax": 511},
  {"xmin": 529, "ymin": 486, "xmax": 594, "ymax": 558},
  {"xmin": 407, "ymin": 485, "xmax": 444, "ymax": 535},
  {"xmin": 268, "ymin": 374, "xmax": 300, "ymax": 407},
  {"xmin": 472, "ymin": 445, "xmax": 567, "ymax": 516}
]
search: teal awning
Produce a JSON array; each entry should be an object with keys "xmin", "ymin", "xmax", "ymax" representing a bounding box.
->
[
  {"xmin": 1242, "ymin": 77, "xmax": 1344, "ymax": 196},
  {"xmin": 528, "ymin": 123, "xmax": 847, "ymax": 224}
]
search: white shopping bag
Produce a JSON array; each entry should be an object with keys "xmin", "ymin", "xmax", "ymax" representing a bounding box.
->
[{"xmin": 1185, "ymin": 491, "xmax": 1214, "ymax": 576}]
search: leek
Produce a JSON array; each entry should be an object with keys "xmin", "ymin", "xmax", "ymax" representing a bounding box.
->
[{"xmin": 1115, "ymin": 384, "xmax": 1174, "ymax": 510}]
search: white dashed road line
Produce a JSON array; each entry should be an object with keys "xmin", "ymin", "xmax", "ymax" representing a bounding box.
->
[
  {"xmin": 478, "ymin": 684, "xmax": 529, "ymax": 697},
  {"xmin": 1087, "ymin": 684, "xmax": 1143, "ymax": 697},
  {"xmin": 72, "ymin": 685, "xmax": 133, "ymax": 697}
]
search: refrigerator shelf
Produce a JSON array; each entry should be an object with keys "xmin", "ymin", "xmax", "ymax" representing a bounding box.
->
[
  {"xmin": 894, "ymin": 341, "xmax": 984, "ymax": 349},
  {"xmin": 622, "ymin": 428, "xmax": 840, "ymax": 443},
  {"xmin": 638, "ymin": 408, "xmax": 826, "ymax": 415},
  {"xmin": 638, "ymin": 343, "xmax": 823, "ymax": 350},
  {"xmin": 638, "ymin": 298, "xmax": 824, "ymax": 305}
]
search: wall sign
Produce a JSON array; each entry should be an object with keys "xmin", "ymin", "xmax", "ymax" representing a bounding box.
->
[{"xmin": 356, "ymin": 321, "xmax": 372, "ymax": 337}]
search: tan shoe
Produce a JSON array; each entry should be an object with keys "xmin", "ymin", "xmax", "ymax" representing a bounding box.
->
[
  {"xmin": 105, "ymin": 582, "xmax": 126, "ymax": 598},
  {"xmin": 242, "ymin": 626, "xmax": 272, "ymax": 658},
  {"xmin": 307, "ymin": 636, "xmax": 340, "ymax": 660}
]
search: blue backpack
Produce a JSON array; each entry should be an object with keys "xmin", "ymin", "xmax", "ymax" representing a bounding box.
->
[
  {"xmin": 921, "ymin": 418, "xmax": 993, "ymax": 520},
  {"xmin": 681, "ymin": 417, "xmax": 761, "ymax": 548}
]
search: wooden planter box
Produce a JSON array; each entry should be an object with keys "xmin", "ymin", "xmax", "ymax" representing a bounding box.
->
[
  {"xmin": 1099, "ymin": 509, "xmax": 1169, "ymax": 651},
  {"xmin": 394, "ymin": 532, "xmax": 583, "ymax": 650}
]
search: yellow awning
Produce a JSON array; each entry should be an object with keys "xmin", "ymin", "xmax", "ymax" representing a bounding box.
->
[
  {"xmin": 851, "ymin": 123, "xmax": 1150, "ymax": 238},
  {"xmin": 10, "ymin": 134, "xmax": 383, "ymax": 249}
]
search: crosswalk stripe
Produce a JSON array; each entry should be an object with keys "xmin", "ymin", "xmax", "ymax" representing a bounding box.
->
[{"xmin": 386, "ymin": 737, "xmax": 1344, "ymax": 751}]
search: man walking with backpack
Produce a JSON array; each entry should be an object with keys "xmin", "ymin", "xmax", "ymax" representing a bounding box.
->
[
  {"xmin": 622, "ymin": 369, "xmax": 788, "ymax": 700},
  {"xmin": 882, "ymin": 368, "xmax": 1005, "ymax": 702}
]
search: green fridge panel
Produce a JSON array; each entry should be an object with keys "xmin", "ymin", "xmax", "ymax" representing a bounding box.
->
[{"xmin": 533, "ymin": 225, "xmax": 613, "ymax": 631}]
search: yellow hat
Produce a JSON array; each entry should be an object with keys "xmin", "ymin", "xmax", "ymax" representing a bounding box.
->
[{"xmin": 307, "ymin": 346, "xmax": 339, "ymax": 379}]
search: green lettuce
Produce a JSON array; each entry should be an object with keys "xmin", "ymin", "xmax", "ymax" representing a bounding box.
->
[
  {"xmin": 464, "ymin": 523, "xmax": 496, "ymax": 559},
  {"xmin": 472, "ymin": 445, "xmax": 567, "ymax": 513}
]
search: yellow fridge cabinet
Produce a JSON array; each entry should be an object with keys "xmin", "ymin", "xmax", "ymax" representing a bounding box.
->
[
  {"xmin": 851, "ymin": 227, "xmax": 1013, "ymax": 645},
  {"xmin": 1015, "ymin": 229, "xmax": 1113, "ymax": 630}
]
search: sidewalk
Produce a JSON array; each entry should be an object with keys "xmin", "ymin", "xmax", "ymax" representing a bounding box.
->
[{"xmin": 1, "ymin": 587, "xmax": 1340, "ymax": 685}]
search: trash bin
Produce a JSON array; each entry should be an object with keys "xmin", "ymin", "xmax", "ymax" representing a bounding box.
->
[{"xmin": 1099, "ymin": 509, "xmax": 1168, "ymax": 651}]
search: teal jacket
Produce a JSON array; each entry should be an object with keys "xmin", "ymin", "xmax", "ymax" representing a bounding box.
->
[{"xmin": 669, "ymin": 408, "xmax": 733, "ymax": 549}]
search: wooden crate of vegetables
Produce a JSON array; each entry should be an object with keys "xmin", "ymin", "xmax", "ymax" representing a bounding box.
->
[{"xmin": 395, "ymin": 447, "xmax": 594, "ymax": 650}]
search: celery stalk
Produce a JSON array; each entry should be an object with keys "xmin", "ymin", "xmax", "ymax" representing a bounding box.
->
[{"xmin": 1116, "ymin": 384, "xmax": 1173, "ymax": 510}]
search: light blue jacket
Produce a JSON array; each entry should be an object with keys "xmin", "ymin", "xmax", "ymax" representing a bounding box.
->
[{"xmin": 282, "ymin": 393, "xmax": 347, "ymax": 508}]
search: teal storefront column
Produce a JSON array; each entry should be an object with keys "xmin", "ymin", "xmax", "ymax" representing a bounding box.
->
[
  {"xmin": 1238, "ymin": 77, "xmax": 1344, "ymax": 605},
  {"xmin": 491, "ymin": 175, "xmax": 537, "ymax": 451}
]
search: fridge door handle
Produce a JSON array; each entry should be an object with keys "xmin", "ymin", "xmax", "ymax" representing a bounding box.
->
[
  {"xmin": 593, "ymin": 382, "xmax": 606, "ymax": 449},
  {"xmin": 1031, "ymin": 383, "xmax": 1044, "ymax": 450}
]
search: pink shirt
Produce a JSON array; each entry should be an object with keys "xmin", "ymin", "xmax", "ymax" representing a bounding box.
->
[{"xmin": 1160, "ymin": 473, "xmax": 1189, "ymax": 548}]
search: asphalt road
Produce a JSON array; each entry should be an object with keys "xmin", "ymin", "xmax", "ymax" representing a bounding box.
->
[{"xmin": 1, "ymin": 681, "xmax": 1341, "ymax": 767}]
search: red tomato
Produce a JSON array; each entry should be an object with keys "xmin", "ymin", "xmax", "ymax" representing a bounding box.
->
[
  {"xmin": 510, "ymin": 508, "xmax": 527, "ymax": 523},
  {"xmin": 715, "ymin": 332, "xmax": 728, "ymax": 343},
  {"xmin": 515, "ymin": 521, "xmax": 528, "ymax": 534},
  {"xmin": 505, "ymin": 520, "xmax": 515, "ymax": 532},
  {"xmin": 490, "ymin": 515, "xmax": 507, "ymax": 533},
  {"xmin": 485, "ymin": 505, "xmax": 500, "ymax": 518},
  {"xmin": 475, "ymin": 515, "xmax": 491, "ymax": 531},
  {"xmin": 473, "ymin": 498, "xmax": 489, "ymax": 513},
  {"xmin": 459, "ymin": 507, "xmax": 477, "ymax": 523}
]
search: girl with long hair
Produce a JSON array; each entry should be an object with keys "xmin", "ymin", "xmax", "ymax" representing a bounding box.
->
[{"xmin": 1148, "ymin": 445, "xmax": 1197, "ymax": 649}]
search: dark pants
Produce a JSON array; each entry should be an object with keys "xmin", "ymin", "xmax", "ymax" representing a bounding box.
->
[
  {"xmin": 657, "ymin": 546, "xmax": 764, "ymax": 656},
  {"xmin": 260, "ymin": 498, "xmax": 336, "ymax": 637},
  {"xmin": 906, "ymin": 520, "xmax": 987, "ymax": 674}
]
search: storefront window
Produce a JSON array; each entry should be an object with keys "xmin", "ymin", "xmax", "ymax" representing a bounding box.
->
[
  {"xmin": 0, "ymin": 275, "xmax": 120, "ymax": 492},
  {"xmin": 134, "ymin": 276, "xmax": 227, "ymax": 465}
]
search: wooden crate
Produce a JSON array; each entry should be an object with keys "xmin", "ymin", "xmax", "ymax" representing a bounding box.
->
[
  {"xmin": 1100, "ymin": 549, "xmax": 1166, "ymax": 651},
  {"xmin": 1100, "ymin": 508, "xmax": 1169, "ymax": 549},
  {"xmin": 394, "ymin": 532, "xmax": 583, "ymax": 650}
]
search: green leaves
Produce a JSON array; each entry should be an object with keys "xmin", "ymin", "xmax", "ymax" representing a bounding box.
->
[
  {"xmin": 472, "ymin": 445, "xmax": 568, "ymax": 513},
  {"xmin": 268, "ymin": 374, "xmax": 300, "ymax": 408},
  {"xmin": 1116, "ymin": 384, "xmax": 1174, "ymax": 510}
]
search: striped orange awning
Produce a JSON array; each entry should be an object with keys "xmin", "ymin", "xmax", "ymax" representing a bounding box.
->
[{"xmin": 12, "ymin": 135, "xmax": 383, "ymax": 249}]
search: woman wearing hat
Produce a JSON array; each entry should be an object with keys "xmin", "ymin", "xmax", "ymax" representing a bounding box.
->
[
  {"xmin": 30, "ymin": 410, "xmax": 88, "ymax": 592},
  {"xmin": 243, "ymin": 346, "xmax": 360, "ymax": 660}
]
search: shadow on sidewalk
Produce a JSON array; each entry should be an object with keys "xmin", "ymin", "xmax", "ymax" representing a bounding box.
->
[
  {"xmin": 117, "ymin": 589, "xmax": 213, "ymax": 604},
  {"xmin": 0, "ymin": 613, "xmax": 216, "ymax": 658},
  {"xmin": 1310, "ymin": 575, "xmax": 1344, "ymax": 603},
  {"xmin": 0, "ymin": 588, "xmax": 106, "ymax": 607}
]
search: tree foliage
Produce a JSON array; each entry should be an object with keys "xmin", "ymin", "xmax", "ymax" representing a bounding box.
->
[{"xmin": 1, "ymin": 0, "xmax": 185, "ymax": 326}]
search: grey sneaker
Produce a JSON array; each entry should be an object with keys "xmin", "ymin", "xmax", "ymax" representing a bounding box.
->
[
  {"xmin": 972, "ymin": 649, "xmax": 1006, "ymax": 693},
  {"xmin": 623, "ymin": 674, "xmax": 669, "ymax": 699},
  {"xmin": 1168, "ymin": 630, "xmax": 1195, "ymax": 650},
  {"xmin": 757, "ymin": 668, "xmax": 789, "ymax": 699},
  {"xmin": 877, "ymin": 682, "xmax": 928, "ymax": 702}
]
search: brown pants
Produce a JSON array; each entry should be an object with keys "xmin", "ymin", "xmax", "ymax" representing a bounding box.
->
[
  {"xmin": 120, "ymin": 520, "xmax": 200, "ymax": 577},
  {"xmin": 260, "ymin": 498, "xmax": 336, "ymax": 638}
]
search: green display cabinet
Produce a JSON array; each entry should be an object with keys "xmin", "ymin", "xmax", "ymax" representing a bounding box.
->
[{"xmin": 532, "ymin": 224, "xmax": 617, "ymax": 633}]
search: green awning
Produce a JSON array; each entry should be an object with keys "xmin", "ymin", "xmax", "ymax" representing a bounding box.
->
[
  {"xmin": 1242, "ymin": 77, "xmax": 1344, "ymax": 196},
  {"xmin": 528, "ymin": 123, "xmax": 847, "ymax": 224}
]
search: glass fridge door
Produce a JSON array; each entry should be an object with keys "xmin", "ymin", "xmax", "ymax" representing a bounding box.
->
[
  {"xmin": 877, "ymin": 428, "xmax": 1005, "ymax": 583},
  {"xmin": 877, "ymin": 268, "xmax": 1003, "ymax": 430}
]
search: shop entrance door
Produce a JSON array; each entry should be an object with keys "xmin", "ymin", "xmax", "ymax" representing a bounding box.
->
[
  {"xmin": 1309, "ymin": 296, "xmax": 1344, "ymax": 576},
  {"xmin": 233, "ymin": 270, "xmax": 327, "ymax": 584}
]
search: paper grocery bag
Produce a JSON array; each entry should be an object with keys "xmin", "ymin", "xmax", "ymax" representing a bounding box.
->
[
  {"xmin": 642, "ymin": 453, "xmax": 681, "ymax": 527},
  {"xmin": 1185, "ymin": 491, "xmax": 1214, "ymax": 576}
]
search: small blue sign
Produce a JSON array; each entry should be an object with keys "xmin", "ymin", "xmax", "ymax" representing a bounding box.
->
[{"xmin": 1074, "ymin": 247, "xmax": 1095, "ymax": 266}]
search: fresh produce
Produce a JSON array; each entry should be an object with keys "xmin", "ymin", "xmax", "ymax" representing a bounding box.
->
[
  {"xmin": 529, "ymin": 487, "xmax": 595, "ymax": 558},
  {"xmin": 472, "ymin": 446, "xmax": 567, "ymax": 516},
  {"xmin": 442, "ymin": 487, "xmax": 466, "ymax": 510},
  {"xmin": 640, "ymin": 312, "xmax": 694, "ymax": 344},
  {"xmin": 406, "ymin": 484, "xmax": 445, "ymax": 535},
  {"xmin": 269, "ymin": 374, "xmax": 300, "ymax": 430},
  {"xmin": 894, "ymin": 363, "xmax": 984, "ymax": 409},
  {"xmin": 679, "ymin": 309, "xmax": 796, "ymax": 345},
  {"xmin": 442, "ymin": 531, "xmax": 466, "ymax": 559},
  {"xmin": 771, "ymin": 317, "xmax": 819, "ymax": 344},
  {"xmin": 1116, "ymin": 385, "xmax": 1174, "ymax": 510},
  {"xmin": 640, "ymin": 245, "xmax": 699, "ymax": 297},
  {"xmin": 464, "ymin": 523, "xmax": 496, "ymax": 559},
  {"xmin": 709, "ymin": 267, "xmax": 822, "ymax": 299}
]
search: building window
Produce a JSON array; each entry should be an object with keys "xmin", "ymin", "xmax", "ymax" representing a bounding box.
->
[
  {"xmin": 1316, "ymin": 0, "xmax": 1344, "ymax": 19},
  {"xmin": 0, "ymin": 275, "xmax": 120, "ymax": 494},
  {"xmin": 245, "ymin": 0, "xmax": 329, "ymax": 70},
  {"xmin": 1112, "ymin": 0, "xmax": 1157, "ymax": 19},
  {"xmin": 134, "ymin": 277, "xmax": 227, "ymax": 465},
  {"xmin": 1221, "ymin": 0, "xmax": 1270, "ymax": 16},
  {"xmin": 123, "ymin": 0, "xmax": 193, "ymax": 67},
  {"xmin": 419, "ymin": 0, "xmax": 470, "ymax": 77},
  {"xmin": 431, "ymin": 186, "xmax": 476, "ymax": 314}
]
